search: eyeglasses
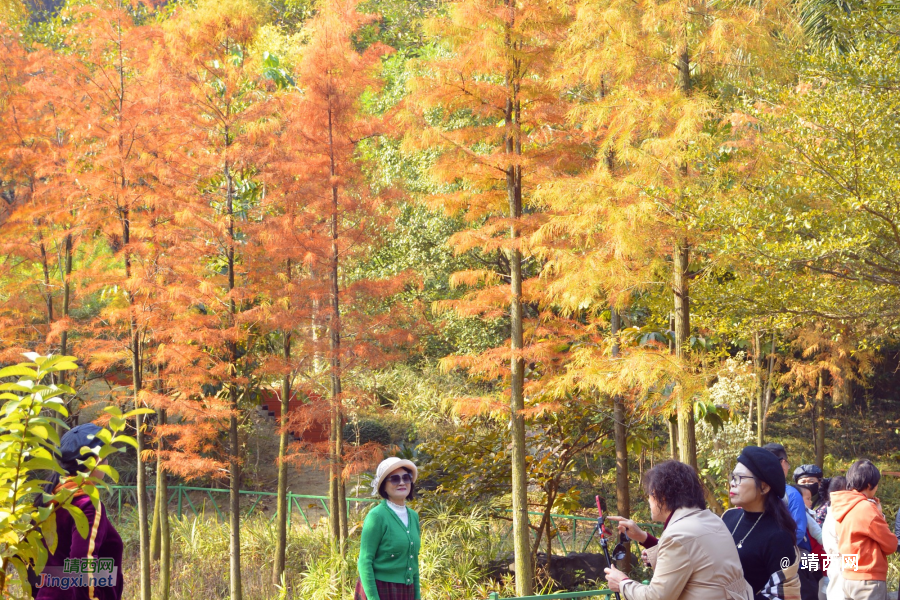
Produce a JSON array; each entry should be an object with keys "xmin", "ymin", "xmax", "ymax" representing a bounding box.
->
[
  {"xmin": 386, "ymin": 473, "xmax": 412, "ymax": 485},
  {"xmin": 729, "ymin": 473, "xmax": 758, "ymax": 487}
]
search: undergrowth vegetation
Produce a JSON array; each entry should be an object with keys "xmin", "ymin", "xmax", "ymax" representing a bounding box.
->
[{"xmin": 112, "ymin": 502, "xmax": 519, "ymax": 600}]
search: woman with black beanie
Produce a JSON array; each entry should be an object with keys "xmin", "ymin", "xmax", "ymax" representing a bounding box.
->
[
  {"xmin": 29, "ymin": 423, "xmax": 124, "ymax": 600},
  {"xmin": 723, "ymin": 446, "xmax": 801, "ymax": 600}
]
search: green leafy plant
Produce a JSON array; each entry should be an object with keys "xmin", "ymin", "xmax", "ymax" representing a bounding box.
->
[
  {"xmin": 343, "ymin": 419, "xmax": 392, "ymax": 447},
  {"xmin": 0, "ymin": 353, "xmax": 150, "ymax": 598}
]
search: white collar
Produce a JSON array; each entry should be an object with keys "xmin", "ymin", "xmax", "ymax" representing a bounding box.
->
[{"xmin": 386, "ymin": 499, "xmax": 407, "ymax": 511}]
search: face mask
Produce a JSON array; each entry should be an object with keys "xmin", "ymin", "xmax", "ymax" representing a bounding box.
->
[{"xmin": 801, "ymin": 483, "xmax": 819, "ymax": 498}]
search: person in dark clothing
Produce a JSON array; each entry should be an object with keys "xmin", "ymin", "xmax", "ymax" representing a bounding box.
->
[
  {"xmin": 764, "ymin": 443, "xmax": 819, "ymax": 600},
  {"xmin": 723, "ymin": 446, "xmax": 800, "ymax": 600},
  {"xmin": 29, "ymin": 424, "xmax": 124, "ymax": 600},
  {"xmin": 793, "ymin": 464, "xmax": 827, "ymax": 525},
  {"xmin": 763, "ymin": 443, "xmax": 810, "ymax": 550}
]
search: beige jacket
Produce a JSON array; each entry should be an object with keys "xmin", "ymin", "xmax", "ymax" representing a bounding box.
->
[{"xmin": 621, "ymin": 507, "xmax": 753, "ymax": 600}]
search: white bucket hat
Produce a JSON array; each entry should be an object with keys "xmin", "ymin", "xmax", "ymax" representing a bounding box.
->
[{"xmin": 371, "ymin": 457, "xmax": 418, "ymax": 496}]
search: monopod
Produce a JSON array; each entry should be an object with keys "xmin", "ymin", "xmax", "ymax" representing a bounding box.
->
[{"xmin": 595, "ymin": 495, "xmax": 622, "ymax": 600}]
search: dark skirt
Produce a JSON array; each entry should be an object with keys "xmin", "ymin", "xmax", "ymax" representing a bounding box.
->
[{"xmin": 354, "ymin": 578, "xmax": 416, "ymax": 600}]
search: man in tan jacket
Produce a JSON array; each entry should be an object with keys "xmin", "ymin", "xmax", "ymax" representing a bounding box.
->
[{"xmin": 605, "ymin": 461, "xmax": 753, "ymax": 600}]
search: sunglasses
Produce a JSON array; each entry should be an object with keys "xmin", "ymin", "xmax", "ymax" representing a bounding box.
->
[{"xmin": 386, "ymin": 473, "xmax": 412, "ymax": 485}]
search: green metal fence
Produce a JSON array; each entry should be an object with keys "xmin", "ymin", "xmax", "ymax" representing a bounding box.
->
[
  {"xmin": 103, "ymin": 484, "xmax": 378, "ymax": 528},
  {"xmin": 497, "ymin": 510, "xmax": 661, "ymax": 555},
  {"xmin": 105, "ymin": 485, "xmax": 659, "ymax": 549}
]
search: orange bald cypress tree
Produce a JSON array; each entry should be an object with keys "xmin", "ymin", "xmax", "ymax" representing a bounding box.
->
[
  {"xmin": 249, "ymin": 89, "xmax": 321, "ymax": 583},
  {"xmin": 0, "ymin": 27, "xmax": 80, "ymax": 372},
  {"xmin": 28, "ymin": 5, "xmax": 168, "ymax": 598},
  {"xmin": 159, "ymin": 2, "xmax": 271, "ymax": 598},
  {"xmin": 281, "ymin": 0, "xmax": 414, "ymax": 561},
  {"xmin": 405, "ymin": 0, "xmax": 580, "ymax": 591}
]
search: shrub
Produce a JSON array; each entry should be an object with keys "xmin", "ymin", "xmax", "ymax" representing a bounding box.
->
[{"xmin": 343, "ymin": 419, "xmax": 392, "ymax": 447}]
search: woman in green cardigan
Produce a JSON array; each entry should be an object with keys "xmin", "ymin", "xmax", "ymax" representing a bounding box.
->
[{"xmin": 355, "ymin": 457, "xmax": 422, "ymax": 600}]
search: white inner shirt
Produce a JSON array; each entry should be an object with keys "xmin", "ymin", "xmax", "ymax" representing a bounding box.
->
[{"xmin": 386, "ymin": 499, "xmax": 409, "ymax": 527}]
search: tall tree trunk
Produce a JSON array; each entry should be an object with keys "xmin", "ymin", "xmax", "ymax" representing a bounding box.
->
[
  {"xmin": 150, "ymin": 464, "xmax": 162, "ymax": 562},
  {"xmin": 611, "ymin": 307, "xmax": 631, "ymax": 570},
  {"xmin": 326, "ymin": 102, "xmax": 348, "ymax": 566},
  {"xmin": 132, "ymin": 339, "xmax": 151, "ymax": 600},
  {"xmin": 673, "ymin": 240, "xmax": 697, "ymax": 470},
  {"xmin": 834, "ymin": 372, "xmax": 853, "ymax": 411},
  {"xmin": 39, "ymin": 236, "xmax": 53, "ymax": 328},
  {"xmin": 668, "ymin": 417, "xmax": 678, "ymax": 460},
  {"xmin": 228, "ymin": 392, "xmax": 242, "ymax": 600},
  {"xmin": 123, "ymin": 205, "xmax": 151, "ymax": 600},
  {"xmin": 273, "ymin": 328, "xmax": 291, "ymax": 585},
  {"xmin": 57, "ymin": 233, "xmax": 74, "ymax": 433},
  {"xmin": 761, "ymin": 331, "xmax": 776, "ymax": 442},
  {"xmin": 673, "ymin": 45, "xmax": 698, "ymax": 470},
  {"xmin": 133, "ymin": 365, "xmax": 150, "ymax": 600},
  {"xmin": 157, "ymin": 409, "xmax": 170, "ymax": 600},
  {"xmin": 668, "ymin": 419, "xmax": 678, "ymax": 459},
  {"xmin": 506, "ymin": 86, "xmax": 532, "ymax": 595},
  {"xmin": 225, "ymin": 161, "xmax": 243, "ymax": 600},
  {"xmin": 753, "ymin": 331, "xmax": 769, "ymax": 445},
  {"xmin": 150, "ymin": 365, "xmax": 161, "ymax": 562},
  {"xmin": 747, "ymin": 384, "xmax": 755, "ymax": 433},
  {"xmin": 815, "ymin": 374, "xmax": 825, "ymax": 468},
  {"xmin": 667, "ymin": 315, "xmax": 678, "ymax": 459}
]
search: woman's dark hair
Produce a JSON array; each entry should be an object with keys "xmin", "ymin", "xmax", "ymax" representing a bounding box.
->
[
  {"xmin": 824, "ymin": 475, "xmax": 847, "ymax": 505},
  {"xmin": 758, "ymin": 479, "xmax": 798, "ymax": 538},
  {"xmin": 378, "ymin": 467, "xmax": 416, "ymax": 501},
  {"xmin": 642, "ymin": 460, "xmax": 706, "ymax": 512},
  {"xmin": 846, "ymin": 459, "xmax": 880, "ymax": 493}
]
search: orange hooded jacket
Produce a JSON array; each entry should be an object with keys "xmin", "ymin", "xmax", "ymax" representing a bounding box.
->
[{"xmin": 829, "ymin": 489, "xmax": 898, "ymax": 580}]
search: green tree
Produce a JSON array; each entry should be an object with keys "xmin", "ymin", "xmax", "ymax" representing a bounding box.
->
[{"xmin": 0, "ymin": 354, "xmax": 149, "ymax": 598}]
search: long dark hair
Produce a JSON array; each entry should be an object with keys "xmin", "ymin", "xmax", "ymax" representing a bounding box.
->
[{"xmin": 761, "ymin": 482, "xmax": 798, "ymax": 539}]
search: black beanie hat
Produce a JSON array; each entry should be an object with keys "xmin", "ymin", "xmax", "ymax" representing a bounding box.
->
[
  {"xmin": 58, "ymin": 423, "xmax": 105, "ymax": 472},
  {"xmin": 737, "ymin": 446, "xmax": 786, "ymax": 498}
]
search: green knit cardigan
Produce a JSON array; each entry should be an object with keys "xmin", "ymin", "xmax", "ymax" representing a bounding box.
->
[{"xmin": 357, "ymin": 500, "xmax": 421, "ymax": 600}]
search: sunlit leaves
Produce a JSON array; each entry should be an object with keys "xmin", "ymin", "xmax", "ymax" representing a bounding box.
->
[{"xmin": 0, "ymin": 354, "xmax": 144, "ymax": 598}]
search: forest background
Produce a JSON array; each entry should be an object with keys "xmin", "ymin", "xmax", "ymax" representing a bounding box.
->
[{"xmin": 2, "ymin": 0, "xmax": 900, "ymax": 597}]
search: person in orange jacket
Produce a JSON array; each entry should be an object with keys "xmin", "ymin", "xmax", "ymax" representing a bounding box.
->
[{"xmin": 829, "ymin": 459, "xmax": 898, "ymax": 600}]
